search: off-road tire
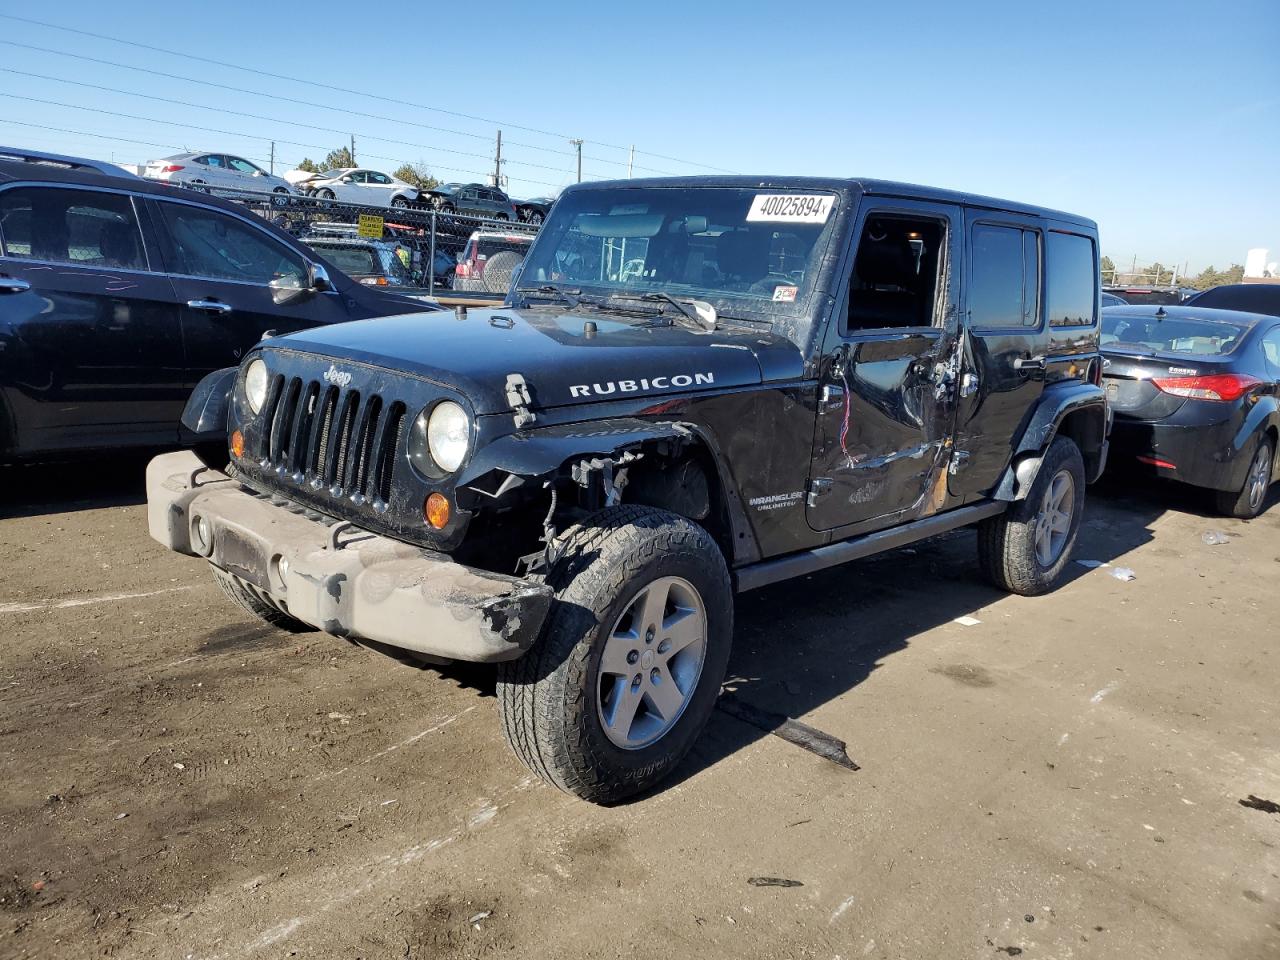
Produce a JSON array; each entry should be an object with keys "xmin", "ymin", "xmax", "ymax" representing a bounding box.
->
[
  {"xmin": 481, "ymin": 250, "xmax": 523, "ymax": 294},
  {"xmin": 497, "ymin": 506, "xmax": 733, "ymax": 804},
  {"xmin": 978, "ymin": 435, "xmax": 1086, "ymax": 596},
  {"xmin": 210, "ymin": 566, "xmax": 311, "ymax": 632},
  {"xmin": 1215, "ymin": 437, "xmax": 1273, "ymax": 519}
]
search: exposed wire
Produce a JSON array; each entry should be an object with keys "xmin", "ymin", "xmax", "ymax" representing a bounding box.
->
[{"xmin": 0, "ymin": 15, "xmax": 736, "ymax": 173}]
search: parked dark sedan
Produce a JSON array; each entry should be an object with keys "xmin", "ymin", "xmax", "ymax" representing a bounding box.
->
[
  {"xmin": 1184, "ymin": 283, "xmax": 1280, "ymax": 317},
  {"xmin": 0, "ymin": 148, "xmax": 435, "ymax": 462},
  {"xmin": 1101, "ymin": 304, "xmax": 1280, "ymax": 517}
]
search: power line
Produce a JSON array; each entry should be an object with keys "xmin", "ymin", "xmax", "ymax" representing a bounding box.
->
[
  {"xmin": 0, "ymin": 71, "xmax": 598, "ymax": 178},
  {"xmin": 0, "ymin": 39, "xmax": 678, "ymax": 178},
  {"xmin": 0, "ymin": 93, "xmax": 574, "ymax": 188},
  {"xmin": 0, "ymin": 14, "xmax": 736, "ymax": 174}
]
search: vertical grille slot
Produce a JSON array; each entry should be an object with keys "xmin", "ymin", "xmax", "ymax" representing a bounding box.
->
[
  {"xmin": 330, "ymin": 391, "xmax": 360, "ymax": 488},
  {"xmin": 373, "ymin": 402, "xmax": 406, "ymax": 504},
  {"xmin": 287, "ymin": 381, "xmax": 320, "ymax": 474},
  {"xmin": 269, "ymin": 377, "xmax": 302, "ymax": 464},
  {"xmin": 255, "ymin": 374, "xmax": 285, "ymax": 459},
  {"xmin": 310, "ymin": 386, "xmax": 338, "ymax": 478},
  {"xmin": 346, "ymin": 395, "xmax": 382, "ymax": 496}
]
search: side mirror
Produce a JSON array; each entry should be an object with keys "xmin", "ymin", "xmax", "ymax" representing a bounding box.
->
[
  {"xmin": 310, "ymin": 262, "xmax": 332, "ymax": 292},
  {"xmin": 340, "ymin": 176, "xmax": 353, "ymax": 184},
  {"xmin": 252, "ymin": 170, "xmax": 265, "ymax": 177}
]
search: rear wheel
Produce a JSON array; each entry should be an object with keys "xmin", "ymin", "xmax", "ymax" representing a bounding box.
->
[
  {"xmin": 391, "ymin": 196, "xmax": 409, "ymax": 208},
  {"xmin": 270, "ymin": 187, "xmax": 290, "ymax": 207},
  {"xmin": 210, "ymin": 566, "xmax": 310, "ymax": 632},
  {"xmin": 978, "ymin": 436, "xmax": 1086, "ymax": 596},
  {"xmin": 1216, "ymin": 438, "xmax": 1273, "ymax": 519},
  {"xmin": 497, "ymin": 506, "xmax": 733, "ymax": 804},
  {"xmin": 529, "ymin": 210, "xmax": 545, "ymax": 225}
]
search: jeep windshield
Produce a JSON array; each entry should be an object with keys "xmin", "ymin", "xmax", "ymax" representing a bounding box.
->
[{"xmin": 517, "ymin": 186, "xmax": 839, "ymax": 318}]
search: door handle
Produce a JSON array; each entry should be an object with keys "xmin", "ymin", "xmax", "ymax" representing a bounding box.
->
[
  {"xmin": 1014, "ymin": 356, "xmax": 1046, "ymax": 374},
  {"xmin": 187, "ymin": 299, "xmax": 233, "ymax": 315},
  {"xmin": 0, "ymin": 278, "xmax": 31, "ymax": 294}
]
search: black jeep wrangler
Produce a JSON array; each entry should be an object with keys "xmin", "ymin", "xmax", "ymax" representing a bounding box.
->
[{"xmin": 146, "ymin": 177, "xmax": 1108, "ymax": 803}]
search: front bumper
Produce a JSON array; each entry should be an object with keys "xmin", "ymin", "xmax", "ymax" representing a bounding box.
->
[{"xmin": 146, "ymin": 451, "xmax": 552, "ymax": 662}]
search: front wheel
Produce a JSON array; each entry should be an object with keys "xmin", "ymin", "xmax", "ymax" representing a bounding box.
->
[
  {"xmin": 1216, "ymin": 437, "xmax": 1273, "ymax": 519},
  {"xmin": 270, "ymin": 188, "xmax": 290, "ymax": 207},
  {"xmin": 497, "ymin": 506, "xmax": 733, "ymax": 804},
  {"xmin": 390, "ymin": 196, "xmax": 409, "ymax": 208},
  {"xmin": 977, "ymin": 435, "xmax": 1086, "ymax": 596},
  {"xmin": 529, "ymin": 210, "xmax": 544, "ymax": 225}
]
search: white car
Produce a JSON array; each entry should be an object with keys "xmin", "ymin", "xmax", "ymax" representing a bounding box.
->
[
  {"xmin": 291, "ymin": 168, "xmax": 420, "ymax": 209},
  {"xmin": 144, "ymin": 152, "xmax": 295, "ymax": 206}
]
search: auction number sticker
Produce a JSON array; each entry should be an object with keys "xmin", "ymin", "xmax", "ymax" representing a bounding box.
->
[
  {"xmin": 772, "ymin": 284, "xmax": 798, "ymax": 302},
  {"xmin": 746, "ymin": 193, "xmax": 834, "ymax": 223}
]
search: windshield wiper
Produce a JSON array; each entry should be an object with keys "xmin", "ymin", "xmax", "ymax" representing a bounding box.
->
[
  {"xmin": 608, "ymin": 292, "xmax": 717, "ymax": 332},
  {"xmin": 516, "ymin": 284, "xmax": 581, "ymax": 308}
]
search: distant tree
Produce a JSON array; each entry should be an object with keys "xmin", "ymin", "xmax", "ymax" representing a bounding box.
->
[
  {"xmin": 392, "ymin": 163, "xmax": 439, "ymax": 191},
  {"xmin": 295, "ymin": 157, "xmax": 319, "ymax": 173},
  {"xmin": 1183, "ymin": 263, "xmax": 1246, "ymax": 290},
  {"xmin": 322, "ymin": 146, "xmax": 355, "ymax": 170},
  {"xmin": 1100, "ymin": 255, "xmax": 1116, "ymax": 282}
]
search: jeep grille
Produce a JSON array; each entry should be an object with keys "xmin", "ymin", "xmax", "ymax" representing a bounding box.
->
[{"xmin": 255, "ymin": 374, "xmax": 406, "ymax": 507}]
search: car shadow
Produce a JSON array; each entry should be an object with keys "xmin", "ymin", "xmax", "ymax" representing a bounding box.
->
[
  {"xmin": 651, "ymin": 486, "xmax": 1173, "ymax": 798},
  {"xmin": 0, "ymin": 454, "xmax": 153, "ymax": 519}
]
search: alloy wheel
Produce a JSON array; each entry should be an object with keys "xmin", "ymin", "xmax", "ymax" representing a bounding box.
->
[
  {"xmin": 1033, "ymin": 469, "xmax": 1075, "ymax": 567},
  {"xmin": 1247, "ymin": 445, "xmax": 1271, "ymax": 513},
  {"xmin": 596, "ymin": 576, "xmax": 707, "ymax": 750}
]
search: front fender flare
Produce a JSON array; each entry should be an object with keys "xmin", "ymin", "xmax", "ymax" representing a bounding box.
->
[
  {"xmin": 179, "ymin": 367, "xmax": 237, "ymax": 445},
  {"xmin": 994, "ymin": 382, "xmax": 1109, "ymax": 501}
]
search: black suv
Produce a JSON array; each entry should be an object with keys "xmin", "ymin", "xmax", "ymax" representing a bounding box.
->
[
  {"xmin": 147, "ymin": 176, "xmax": 1108, "ymax": 803},
  {"xmin": 0, "ymin": 149, "xmax": 434, "ymax": 461}
]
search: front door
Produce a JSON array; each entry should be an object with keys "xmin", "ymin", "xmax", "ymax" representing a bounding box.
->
[
  {"xmin": 0, "ymin": 184, "xmax": 187, "ymax": 453},
  {"xmin": 807, "ymin": 200, "xmax": 963, "ymax": 532},
  {"xmin": 948, "ymin": 211, "xmax": 1049, "ymax": 497},
  {"xmin": 146, "ymin": 197, "xmax": 352, "ymax": 386}
]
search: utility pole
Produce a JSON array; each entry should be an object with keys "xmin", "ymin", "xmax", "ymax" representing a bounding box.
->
[
  {"xmin": 627, "ymin": 144, "xmax": 634, "ymax": 179},
  {"xmin": 269, "ymin": 141, "xmax": 275, "ymax": 175},
  {"xmin": 350, "ymin": 134, "xmax": 356, "ymax": 165},
  {"xmin": 569, "ymin": 138, "xmax": 583, "ymax": 183},
  {"xmin": 494, "ymin": 129, "xmax": 503, "ymax": 187}
]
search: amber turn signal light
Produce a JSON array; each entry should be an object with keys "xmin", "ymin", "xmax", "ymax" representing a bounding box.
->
[
  {"xmin": 230, "ymin": 429, "xmax": 245, "ymax": 458},
  {"xmin": 424, "ymin": 492, "xmax": 450, "ymax": 529}
]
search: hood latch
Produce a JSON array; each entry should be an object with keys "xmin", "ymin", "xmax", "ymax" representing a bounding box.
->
[{"xmin": 505, "ymin": 373, "xmax": 536, "ymax": 429}]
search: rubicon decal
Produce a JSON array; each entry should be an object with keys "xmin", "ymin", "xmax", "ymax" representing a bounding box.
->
[{"xmin": 569, "ymin": 372, "xmax": 714, "ymax": 398}]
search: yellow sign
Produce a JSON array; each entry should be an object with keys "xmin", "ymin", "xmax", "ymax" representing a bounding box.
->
[{"xmin": 357, "ymin": 213, "xmax": 384, "ymax": 239}]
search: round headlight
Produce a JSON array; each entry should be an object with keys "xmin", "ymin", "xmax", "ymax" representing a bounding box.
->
[
  {"xmin": 244, "ymin": 358, "xmax": 268, "ymax": 414},
  {"xmin": 416, "ymin": 401, "xmax": 469, "ymax": 475}
]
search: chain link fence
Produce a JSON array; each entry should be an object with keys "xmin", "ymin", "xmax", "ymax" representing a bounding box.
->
[{"xmin": 156, "ymin": 181, "xmax": 540, "ymax": 298}]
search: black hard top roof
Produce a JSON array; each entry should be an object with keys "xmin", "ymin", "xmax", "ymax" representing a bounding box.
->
[{"xmin": 565, "ymin": 175, "xmax": 1096, "ymax": 229}]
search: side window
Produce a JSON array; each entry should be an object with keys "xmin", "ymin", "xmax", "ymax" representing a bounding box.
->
[
  {"xmin": 1046, "ymin": 231, "xmax": 1097, "ymax": 327},
  {"xmin": 156, "ymin": 202, "xmax": 305, "ymax": 284},
  {"xmin": 191, "ymin": 155, "xmax": 210, "ymax": 167},
  {"xmin": 227, "ymin": 157, "xmax": 259, "ymax": 175},
  {"xmin": 0, "ymin": 186, "xmax": 146, "ymax": 270},
  {"xmin": 1261, "ymin": 329, "xmax": 1280, "ymax": 376},
  {"xmin": 845, "ymin": 214, "xmax": 947, "ymax": 332},
  {"xmin": 369, "ymin": 172, "xmax": 391, "ymax": 185},
  {"xmin": 349, "ymin": 171, "xmax": 367, "ymax": 183},
  {"xmin": 204, "ymin": 155, "xmax": 226, "ymax": 169},
  {"xmin": 970, "ymin": 223, "xmax": 1040, "ymax": 329}
]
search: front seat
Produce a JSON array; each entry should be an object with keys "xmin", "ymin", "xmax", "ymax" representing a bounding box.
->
[{"xmin": 849, "ymin": 237, "xmax": 919, "ymax": 328}]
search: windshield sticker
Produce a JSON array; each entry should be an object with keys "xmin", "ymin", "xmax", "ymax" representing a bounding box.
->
[
  {"xmin": 772, "ymin": 284, "xmax": 798, "ymax": 303},
  {"xmin": 609, "ymin": 204, "xmax": 650, "ymax": 215},
  {"xmin": 746, "ymin": 194, "xmax": 834, "ymax": 224}
]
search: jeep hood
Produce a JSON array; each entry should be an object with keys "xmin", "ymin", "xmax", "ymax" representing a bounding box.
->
[{"xmin": 267, "ymin": 306, "xmax": 804, "ymax": 416}]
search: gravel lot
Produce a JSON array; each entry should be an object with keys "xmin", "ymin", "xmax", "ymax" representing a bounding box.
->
[{"xmin": 2, "ymin": 457, "xmax": 1278, "ymax": 960}]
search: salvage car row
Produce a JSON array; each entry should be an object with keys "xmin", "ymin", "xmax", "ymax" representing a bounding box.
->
[
  {"xmin": 143, "ymin": 149, "xmax": 553, "ymax": 223},
  {"xmin": 4, "ymin": 144, "xmax": 1280, "ymax": 806}
]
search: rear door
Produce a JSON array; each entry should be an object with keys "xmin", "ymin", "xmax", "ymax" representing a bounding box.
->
[
  {"xmin": 0, "ymin": 183, "xmax": 187, "ymax": 452},
  {"xmin": 806, "ymin": 198, "xmax": 964, "ymax": 532},
  {"xmin": 146, "ymin": 196, "xmax": 354, "ymax": 385},
  {"xmin": 948, "ymin": 211, "xmax": 1049, "ymax": 497}
]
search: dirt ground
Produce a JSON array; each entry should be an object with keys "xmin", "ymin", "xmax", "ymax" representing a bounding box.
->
[{"xmin": 1, "ymin": 457, "xmax": 1278, "ymax": 960}]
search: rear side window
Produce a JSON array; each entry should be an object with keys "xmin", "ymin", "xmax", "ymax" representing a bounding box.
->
[
  {"xmin": 970, "ymin": 223, "xmax": 1040, "ymax": 329},
  {"xmin": 1046, "ymin": 232, "xmax": 1097, "ymax": 326},
  {"xmin": 0, "ymin": 186, "xmax": 146, "ymax": 270},
  {"xmin": 156, "ymin": 201, "xmax": 305, "ymax": 284}
]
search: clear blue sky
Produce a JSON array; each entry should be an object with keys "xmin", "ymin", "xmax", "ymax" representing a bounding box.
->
[{"xmin": 1, "ymin": 1, "xmax": 1276, "ymax": 272}]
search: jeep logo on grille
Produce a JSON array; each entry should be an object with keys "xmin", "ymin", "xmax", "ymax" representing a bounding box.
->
[{"xmin": 323, "ymin": 364, "xmax": 353, "ymax": 387}]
